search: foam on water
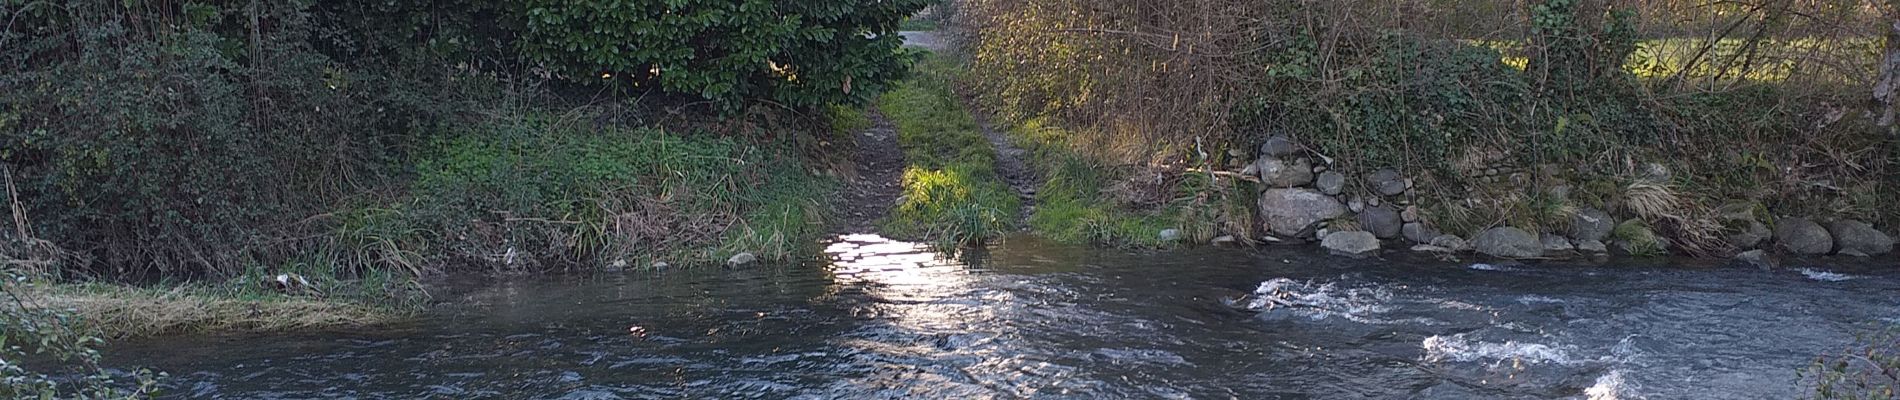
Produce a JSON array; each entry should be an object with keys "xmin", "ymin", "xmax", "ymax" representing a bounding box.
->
[
  {"xmin": 1245, "ymin": 278, "xmax": 1395, "ymax": 323},
  {"xmin": 1420, "ymin": 333, "xmax": 1578, "ymax": 365},
  {"xmin": 1798, "ymin": 268, "xmax": 1855, "ymax": 282},
  {"xmin": 1516, "ymin": 295, "xmax": 1566, "ymax": 305},
  {"xmin": 1468, "ymin": 263, "xmax": 1507, "ymax": 271},
  {"xmin": 1583, "ymin": 370, "xmax": 1645, "ymax": 400}
]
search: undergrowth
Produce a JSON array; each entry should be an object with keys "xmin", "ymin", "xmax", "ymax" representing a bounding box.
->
[
  {"xmin": 367, "ymin": 110, "xmax": 834, "ymax": 271},
  {"xmin": 1010, "ymin": 119, "xmax": 1224, "ymax": 248},
  {"xmin": 875, "ymin": 55, "xmax": 1019, "ymax": 245}
]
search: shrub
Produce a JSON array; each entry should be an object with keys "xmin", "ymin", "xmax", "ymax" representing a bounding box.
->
[{"xmin": 516, "ymin": 0, "xmax": 932, "ymax": 109}]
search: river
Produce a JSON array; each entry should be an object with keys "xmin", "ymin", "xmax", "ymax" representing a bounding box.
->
[{"xmin": 104, "ymin": 234, "xmax": 1899, "ymax": 399}]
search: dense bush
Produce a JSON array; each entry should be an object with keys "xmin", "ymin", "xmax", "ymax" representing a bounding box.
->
[
  {"xmin": 0, "ymin": 0, "xmax": 919, "ymax": 278},
  {"xmin": 1, "ymin": 2, "xmax": 416, "ymax": 276},
  {"xmin": 517, "ymin": 0, "xmax": 931, "ymax": 109},
  {"xmin": 952, "ymin": 0, "xmax": 1898, "ymax": 239}
]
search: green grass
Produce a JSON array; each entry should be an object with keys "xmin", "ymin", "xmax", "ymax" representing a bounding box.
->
[
  {"xmin": 1009, "ymin": 118, "xmax": 1208, "ymax": 248},
  {"xmin": 1612, "ymin": 219, "xmax": 1664, "ymax": 257},
  {"xmin": 352, "ymin": 110, "xmax": 834, "ymax": 271},
  {"xmin": 875, "ymin": 55, "xmax": 1021, "ymax": 245}
]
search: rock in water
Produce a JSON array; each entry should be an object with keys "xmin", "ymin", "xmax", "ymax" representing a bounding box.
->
[
  {"xmin": 1734, "ymin": 249, "xmax": 1776, "ymax": 270},
  {"xmin": 1159, "ymin": 229, "xmax": 1184, "ymax": 242},
  {"xmin": 1826, "ymin": 220, "xmax": 1893, "ymax": 256},
  {"xmin": 1576, "ymin": 240, "xmax": 1609, "ymax": 253},
  {"xmin": 1473, "ymin": 227, "xmax": 1542, "ymax": 259},
  {"xmin": 1259, "ymin": 135, "xmax": 1301, "ymax": 157},
  {"xmin": 1569, "ymin": 208, "xmax": 1614, "ymax": 242},
  {"xmin": 1366, "ymin": 169, "xmax": 1407, "ymax": 197},
  {"xmin": 1257, "ymin": 188, "xmax": 1348, "ymax": 238},
  {"xmin": 1255, "ymin": 157, "xmax": 1315, "ymax": 188},
  {"xmin": 1540, "ymin": 233, "xmax": 1576, "ymax": 256},
  {"xmin": 1358, "ymin": 205, "xmax": 1403, "ymax": 239},
  {"xmin": 727, "ymin": 252, "xmax": 758, "ymax": 267},
  {"xmin": 1316, "ymin": 171, "xmax": 1346, "ymax": 196},
  {"xmin": 1430, "ymin": 234, "xmax": 1470, "ymax": 251},
  {"xmin": 1321, "ymin": 231, "xmax": 1380, "ymax": 256},
  {"xmin": 1726, "ymin": 219, "xmax": 1772, "ymax": 250},
  {"xmin": 1402, "ymin": 222, "xmax": 1441, "ymax": 244},
  {"xmin": 1774, "ymin": 218, "xmax": 1833, "ymax": 255}
]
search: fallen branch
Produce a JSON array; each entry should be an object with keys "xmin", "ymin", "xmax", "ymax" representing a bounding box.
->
[{"xmin": 1184, "ymin": 167, "xmax": 1261, "ymax": 183}]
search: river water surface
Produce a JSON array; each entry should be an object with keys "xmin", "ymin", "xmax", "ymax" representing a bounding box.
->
[{"xmin": 106, "ymin": 234, "xmax": 1899, "ymax": 399}]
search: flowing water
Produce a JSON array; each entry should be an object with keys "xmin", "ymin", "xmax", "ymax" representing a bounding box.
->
[{"xmin": 105, "ymin": 234, "xmax": 1900, "ymax": 399}]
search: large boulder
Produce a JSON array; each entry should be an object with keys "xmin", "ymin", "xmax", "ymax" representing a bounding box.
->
[
  {"xmin": 1366, "ymin": 169, "xmax": 1408, "ymax": 197},
  {"xmin": 1826, "ymin": 220, "xmax": 1893, "ymax": 257},
  {"xmin": 1774, "ymin": 218, "xmax": 1833, "ymax": 255},
  {"xmin": 1726, "ymin": 219, "xmax": 1772, "ymax": 250},
  {"xmin": 1473, "ymin": 227, "xmax": 1542, "ymax": 259},
  {"xmin": 1402, "ymin": 222, "xmax": 1441, "ymax": 244},
  {"xmin": 1358, "ymin": 205, "xmax": 1403, "ymax": 239},
  {"xmin": 1569, "ymin": 208, "xmax": 1615, "ymax": 242},
  {"xmin": 1316, "ymin": 171, "xmax": 1346, "ymax": 196},
  {"xmin": 1576, "ymin": 239, "xmax": 1609, "ymax": 253},
  {"xmin": 1258, "ymin": 188, "xmax": 1348, "ymax": 238},
  {"xmin": 1255, "ymin": 157, "xmax": 1315, "ymax": 188},
  {"xmin": 1259, "ymin": 135, "xmax": 1301, "ymax": 157},
  {"xmin": 1321, "ymin": 231, "xmax": 1381, "ymax": 256}
]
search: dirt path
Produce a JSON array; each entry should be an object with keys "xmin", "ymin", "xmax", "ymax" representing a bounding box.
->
[
  {"xmin": 834, "ymin": 111, "xmax": 905, "ymax": 234},
  {"xmin": 973, "ymin": 113, "xmax": 1043, "ymax": 227}
]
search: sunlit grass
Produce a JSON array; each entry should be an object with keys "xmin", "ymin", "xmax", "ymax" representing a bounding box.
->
[
  {"xmin": 1471, "ymin": 37, "xmax": 1879, "ymax": 83},
  {"xmin": 1010, "ymin": 118, "xmax": 1197, "ymax": 248},
  {"xmin": 876, "ymin": 55, "xmax": 1021, "ymax": 245}
]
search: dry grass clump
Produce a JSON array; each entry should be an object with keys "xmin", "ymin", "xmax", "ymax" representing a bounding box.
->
[
  {"xmin": 1621, "ymin": 181, "xmax": 1682, "ymax": 222},
  {"xmin": 26, "ymin": 285, "xmax": 396, "ymax": 339}
]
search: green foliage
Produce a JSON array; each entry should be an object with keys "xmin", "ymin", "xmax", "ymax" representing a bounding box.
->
[
  {"xmin": 1243, "ymin": 35, "xmax": 1537, "ymax": 174},
  {"xmin": 1803, "ymin": 326, "xmax": 1900, "ymax": 400},
  {"xmin": 516, "ymin": 0, "xmax": 931, "ymax": 110},
  {"xmin": 1612, "ymin": 219, "xmax": 1663, "ymax": 256},
  {"xmin": 0, "ymin": 2, "xmax": 428, "ymax": 276},
  {"xmin": 826, "ymin": 105, "xmax": 874, "ymax": 135},
  {"xmin": 1005, "ymin": 118, "xmax": 1206, "ymax": 248},
  {"xmin": 0, "ymin": 1, "xmax": 864, "ymax": 279},
  {"xmin": 394, "ymin": 113, "xmax": 833, "ymax": 267},
  {"xmin": 1, "ymin": 269, "xmax": 159, "ymax": 399},
  {"xmin": 875, "ymin": 58, "xmax": 1019, "ymax": 245}
]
